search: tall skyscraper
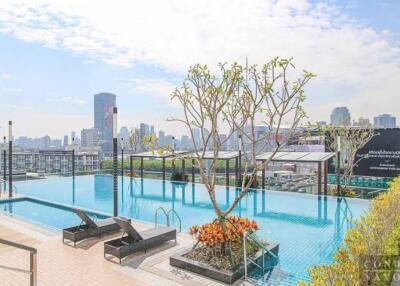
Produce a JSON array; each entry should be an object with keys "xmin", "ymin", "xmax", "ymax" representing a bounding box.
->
[
  {"xmin": 374, "ymin": 114, "xmax": 396, "ymax": 128},
  {"xmin": 330, "ymin": 107, "xmax": 351, "ymax": 126},
  {"xmin": 119, "ymin": 126, "xmax": 129, "ymax": 141},
  {"xmin": 192, "ymin": 128, "xmax": 201, "ymax": 148},
  {"xmin": 63, "ymin": 135, "xmax": 69, "ymax": 147},
  {"xmin": 140, "ymin": 123, "xmax": 149, "ymax": 138},
  {"xmin": 81, "ymin": 128, "xmax": 99, "ymax": 148},
  {"xmin": 181, "ymin": 135, "xmax": 190, "ymax": 150},
  {"xmin": 94, "ymin": 92, "xmax": 116, "ymax": 153},
  {"xmin": 139, "ymin": 123, "xmax": 150, "ymax": 151},
  {"xmin": 158, "ymin": 130, "xmax": 165, "ymax": 147}
]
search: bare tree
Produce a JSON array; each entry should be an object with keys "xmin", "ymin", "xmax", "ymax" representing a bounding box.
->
[
  {"xmin": 324, "ymin": 125, "xmax": 376, "ymax": 189},
  {"xmin": 128, "ymin": 128, "xmax": 141, "ymax": 153},
  {"xmin": 168, "ymin": 58, "xmax": 315, "ymax": 219}
]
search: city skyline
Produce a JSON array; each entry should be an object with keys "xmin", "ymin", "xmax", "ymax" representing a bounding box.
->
[
  {"xmin": 0, "ymin": 0, "xmax": 399, "ymax": 138},
  {"xmin": 10, "ymin": 107, "xmax": 399, "ymax": 153}
]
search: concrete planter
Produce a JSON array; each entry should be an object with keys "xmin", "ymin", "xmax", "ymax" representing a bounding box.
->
[{"xmin": 170, "ymin": 243, "xmax": 279, "ymax": 284}]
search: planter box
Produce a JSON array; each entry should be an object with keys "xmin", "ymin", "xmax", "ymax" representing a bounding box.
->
[{"xmin": 170, "ymin": 243, "xmax": 279, "ymax": 284}]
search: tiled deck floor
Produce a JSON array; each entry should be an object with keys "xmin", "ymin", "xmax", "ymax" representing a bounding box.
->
[{"xmin": 0, "ymin": 214, "xmax": 248, "ymax": 286}]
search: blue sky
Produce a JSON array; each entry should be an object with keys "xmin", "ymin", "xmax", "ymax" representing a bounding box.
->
[{"xmin": 0, "ymin": 0, "xmax": 399, "ymax": 138}]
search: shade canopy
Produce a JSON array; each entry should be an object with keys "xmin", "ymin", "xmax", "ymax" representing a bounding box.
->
[
  {"xmin": 256, "ymin": 151, "xmax": 335, "ymax": 163},
  {"xmin": 185, "ymin": 151, "xmax": 240, "ymax": 160},
  {"xmin": 130, "ymin": 150, "xmax": 187, "ymax": 158}
]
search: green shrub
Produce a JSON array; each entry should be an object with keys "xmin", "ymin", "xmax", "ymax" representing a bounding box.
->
[
  {"xmin": 236, "ymin": 175, "xmax": 259, "ymax": 188},
  {"xmin": 170, "ymin": 170, "xmax": 189, "ymax": 182}
]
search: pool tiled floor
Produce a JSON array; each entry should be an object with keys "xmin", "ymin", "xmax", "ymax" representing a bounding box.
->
[{"xmin": 0, "ymin": 214, "xmax": 250, "ymax": 286}]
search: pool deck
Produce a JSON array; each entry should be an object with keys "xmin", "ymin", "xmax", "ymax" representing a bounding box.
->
[{"xmin": 0, "ymin": 213, "xmax": 249, "ymax": 286}]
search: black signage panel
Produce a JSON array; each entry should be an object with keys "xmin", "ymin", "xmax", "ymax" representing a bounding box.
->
[{"xmin": 354, "ymin": 129, "xmax": 400, "ymax": 177}]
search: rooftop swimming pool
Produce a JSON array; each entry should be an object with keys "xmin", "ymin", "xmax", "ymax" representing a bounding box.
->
[
  {"xmin": 0, "ymin": 197, "xmax": 107, "ymax": 230},
  {"xmin": 7, "ymin": 175, "xmax": 369, "ymax": 284}
]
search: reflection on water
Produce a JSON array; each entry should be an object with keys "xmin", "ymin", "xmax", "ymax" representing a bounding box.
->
[{"xmin": 14, "ymin": 174, "xmax": 369, "ymax": 283}]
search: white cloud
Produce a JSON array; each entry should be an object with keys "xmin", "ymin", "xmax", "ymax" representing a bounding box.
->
[
  {"xmin": 1, "ymin": 73, "xmax": 16, "ymax": 80},
  {"xmin": 1, "ymin": 87, "xmax": 21, "ymax": 93},
  {"xmin": 121, "ymin": 78, "xmax": 176, "ymax": 99},
  {"xmin": 0, "ymin": 0, "xmax": 399, "ymax": 123},
  {"xmin": 0, "ymin": 104, "xmax": 90, "ymax": 138},
  {"xmin": 45, "ymin": 96, "xmax": 85, "ymax": 106}
]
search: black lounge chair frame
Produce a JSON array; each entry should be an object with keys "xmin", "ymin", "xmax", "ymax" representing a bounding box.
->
[
  {"xmin": 104, "ymin": 217, "xmax": 177, "ymax": 263},
  {"xmin": 62, "ymin": 209, "xmax": 122, "ymax": 246}
]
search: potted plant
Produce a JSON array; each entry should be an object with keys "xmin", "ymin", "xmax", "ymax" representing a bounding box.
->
[
  {"xmin": 170, "ymin": 216, "xmax": 279, "ymax": 283},
  {"xmin": 170, "ymin": 170, "xmax": 189, "ymax": 182},
  {"xmin": 165, "ymin": 58, "xmax": 314, "ymax": 282}
]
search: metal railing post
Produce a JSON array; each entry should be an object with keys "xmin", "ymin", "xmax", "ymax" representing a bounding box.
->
[
  {"xmin": 243, "ymin": 232, "xmax": 248, "ymax": 280},
  {"xmin": 30, "ymin": 251, "xmax": 37, "ymax": 286},
  {"xmin": 0, "ymin": 239, "xmax": 37, "ymax": 286},
  {"xmin": 262, "ymin": 248, "xmax": 265, "ymax": 275}
]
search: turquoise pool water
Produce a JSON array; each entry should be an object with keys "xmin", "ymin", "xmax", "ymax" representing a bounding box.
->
[
  {"xmin": 9, "ymin": 175, "xmax": 369, "ymax": 284},
  {"xmin": 0, "ymin": 197, "xmax": 108, "ymax": 230}
]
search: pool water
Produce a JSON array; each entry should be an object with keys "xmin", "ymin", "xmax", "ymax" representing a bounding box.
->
[
  {"xmin": 11, "ymin": 175, "xmax": 369, "ymax": 284},
  {"xmin": 0, "ymin": 197, "xmax": 107, "ymax": 230}
]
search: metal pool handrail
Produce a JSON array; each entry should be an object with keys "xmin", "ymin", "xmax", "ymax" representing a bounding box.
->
[
  {"xmin": 243, "ymin": 231, "xmax": 279, "ymax": 281},
  {"xmin": 155, "ymin": 207, "xmax": 169, "ymax": 227},
  {"xmin": 0, "ymin": 238, "xmax": 37, "ymax": 286},
  {"xmin": 167, "ymin": 209, "xmax": 182, "ymax": 232},
  {"xmin": 0, "ymin": 178, "xmax": 18, "ymax": 195}
]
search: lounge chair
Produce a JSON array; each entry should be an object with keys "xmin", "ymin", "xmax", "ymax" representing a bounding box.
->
[
  {"xmin": 63, "ymin": 208, "xmax": 123, "ymax": 246},
  {"xmin": 104, "ymin": 217, "xmax": 176, "ymax": 263}
]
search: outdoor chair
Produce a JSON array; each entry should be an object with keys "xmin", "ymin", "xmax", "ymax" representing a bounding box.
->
[
  {"xmin": 63, "ymin": 208, "xmax": 123, "ymax": 246},
  {"xmin": 104, "ymin": 216, "xmax": 176, "ymax": 263}
]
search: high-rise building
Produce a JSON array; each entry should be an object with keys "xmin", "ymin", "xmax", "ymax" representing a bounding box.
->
[
  {"xmin": 164, "ymin": 135, "xmax": 174, "ymax": 148},
  {"xmin": 41, "ymin": 135, "xmax": 51, "ymax": 149},
  {"xmin": 181, "ymin": 135, "xmax": 190, "ymax": 150},
  {"xmin": 228, "ymin": 131, "xmax": 238, "ymax": 151},
  {"xmin": 139, "ymin": 123, "xmax": 150, "ymax": 150},
  {"xmin": 330, "ymin": 107, "xmax": 351, "ymax": 126},
  {"xmin": 140, "ymin": 123, "xmax": 149, "ymax": 138},
  {"xmin": 94, "ymin": 92, "xmax": 116, "ymax": 153},
  {"xmin": 150, "ymin": 125, "xmax": 155, "ymax": 135},
  {"xmin": 119, "ymin": 126, "xmax": 129, "ymax": 140},
  {"xmin": 192, "ymin": 128, "xmax": 201, "ymax": 149},
  {"xmin": 81, "ymin": 128, "xmax": 99, "ymax": 148},
  {"xmin": 71, "ymin": 131, "xmax": 76, "ymax": 141},
  {"xmin": 353, "ymin": 117, "xmax": 372, "ymax": 127},
  {"xmin": 50, "ymin": 139, "xmax": 62, "ymax": 149},
  {"xmin": 158, "ymin": 130, "xmax": 165, "ymax": 147},
  {"xmin": 243, "ymin": 125, "xmax": 268, "ymax": 152},
  {"xmin": 374, "ymin": 114, "xmax": 396, "ymax": 128},
  {"xmin": 74, "ymin": 137, "xmax": 81, "ymax": 147},
  {"xmin": 63, "ymin": 135, "xmax": 69, "ymax": 147}
]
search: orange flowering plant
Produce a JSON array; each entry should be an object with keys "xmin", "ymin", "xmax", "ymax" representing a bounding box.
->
[
  {"xmin": 186, "ymin": 216, "xmax": 260, "ymax": 269},
  {"xmin": 189, "ymin": 216, "xmax": 258, "ymax": 250}
]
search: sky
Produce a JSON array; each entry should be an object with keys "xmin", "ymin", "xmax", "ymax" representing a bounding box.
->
[{"xmin": 0, "ymin": 0, "xmax": 399, "ymax": 138}]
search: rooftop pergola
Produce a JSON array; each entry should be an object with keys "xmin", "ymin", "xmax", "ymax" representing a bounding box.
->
[
  {"xmin": 129, "ymin": 150, "xmax": 187, "ymax": 180},
  {"xmin": 130, "ymin": 150, "xmax": 335, "ymax": 193},
  {"xmin": 184, "ymin": 151, "xmax": 240, "ymax": 185},
  {"xmin": 130, "ymin": 150, "xmax": 240, "ymax": 185},
  {"xmin": 256, "ymin": 151, "xmax": 336, "ymax": 194}
]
